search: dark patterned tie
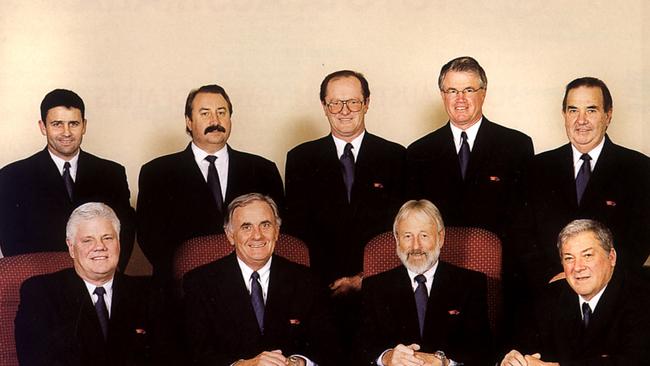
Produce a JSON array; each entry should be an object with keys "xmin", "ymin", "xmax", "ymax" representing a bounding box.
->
[
  {"xmin": 575, "ymin": 153, "xmax": 592, "ymax": 204},
  {"xmin": 414, "ymin": 274, "xmax": 428, "ymax": 337},
  {"xmin": 250, "ymin": 271, "xmax": 265, "ymax": 333},
  {"xmin": 94, "ymin": 286, "xmax": 109, "ymax": 340},
  {"xmin": 458, "ymin": 131, "xmax": 470, "ymax": 180},
  {"xmin": 204, "ymin": 155, "xmax": 224, "ymax": 212},
  {"xmin": 582, "ymin": 302, "xmax": 592, "ymax": 328},
  {"xmin": 340, "ymin": 143, "xmax": 355, "ymax": 202},
  {"xmin": 62, "ymin": 162, "xmax": 74, "ymax": 201}
]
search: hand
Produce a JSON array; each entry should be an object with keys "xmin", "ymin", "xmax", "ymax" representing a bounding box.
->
[
  {"xmin": 382, "ymin": 343, "xmax": 425, "ymax": 366},
  {"xmin": 548, "ymin": 272, "xmax": 566, "ymax": 283},
  {"xmin": 500, "ymin": 350, "xmax": 527, "ymax": 366},
  {"xmin": 329, "ymin": 274, "xmax": 362, "ymax": 296},
  {"xmin": 524, "ymin": 353, "xmax": 559, "ymax": 366},
  {"xmin": 413, "ymin": 351, "xmax": 446, "ymax": 366},
  {"xmin": 236, "ymin": 350, "xmax": 287, "ymax": 366}
]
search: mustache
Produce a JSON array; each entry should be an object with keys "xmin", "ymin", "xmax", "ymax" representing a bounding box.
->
[
  {"xmin": 204, "ymin": 124, "xmax": 226, "ymax": 134},
  {"xmin": 407, "ymin": 250, "xmax": 428, "ymax": 258}
]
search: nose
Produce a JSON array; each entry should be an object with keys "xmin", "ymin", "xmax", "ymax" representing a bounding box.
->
[
  {"xmin": 251, "ymin": 225, "xmax": 263, "ymax": 239},
  {"xmin": 340, "ymin": 103, "xmax": 352, "ymax": 115},
  {"xmin": 574, "ymin": 257, "xmax": 587, "ymax": 271},
  {"xmin": 576, "ymin": 110, "xmax": 588, "ymax": 124},
  {"xmin": 62, "ymin": 123, "xmax": 72, "ymax": 136}
]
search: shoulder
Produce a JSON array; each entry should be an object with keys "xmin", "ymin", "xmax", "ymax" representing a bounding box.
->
[
  {"xmin": 228, "ymin": 147, "xmax": 278, "ymax": 168},
  {"xmin": 79, "ymin": 150, "xmax": 126, "ymax": 172},
  {"xmin": 363, "ymin": 265, "xmax": 407, "ymax": 291},
  {"xmin": 183, "ymin": 254, "xmax": 233, "ymax": 287},
  {"xmin": 438, "ymin": 261, "xmax": 487, "ymax": 286},
  {"xmin": 532, "ymin": 143, "xmax": 570, "ymax": 164},
  {"xmin": 287, "ymin": 135, "xmax": 331, "ymax": 158},
  {"xmin": 140, "ymin": 148, "xmax": 190, "ymax": 175},
  {"xmin": 407, "ymin": 125, "xmax": 449, "ymax": 153},
  {"xmin": 20, "ymin": 268, "xmax": 77, "ymax": 295},
  {"xmin": 481, "ymin": 119, "xmax": 532, "ymax": 143},
  {"xmin": 0, "ymin": 150, "xmax": 46, "ymax": 178},
  {"xmin": 604, "ymin": 138, "xmax": 650, "ymax": 165},
  {"xmin": 363, "ymin": 132, "xmax": 405, "ymax": 153}
]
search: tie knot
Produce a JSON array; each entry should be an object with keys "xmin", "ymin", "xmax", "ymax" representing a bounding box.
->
[
  {"xmin": 63, "ymin": 161, "xmax": 71, "ymax": 170},
  {"xmin": 582, "ymin": 302, "xmax": 591, "ymax": 315},
  {"xmin": 205, "ymin": 155, "xmax": 217, "ymax": 164},
  {"xmin": 460, "ymin": 131, "xmax": 468, "ymax": 141},
  {"xmin": 414, "ymin": 274, "xmax": 426, "ymax": 285},
  {"xmin": 343, "ymin": 143, "xmax": 353, "ymax": 155},
  {"xmin": 580, "ymin": 153, "xmax": 591, "ymax": 162},
  {"xmin": 94, "ymin": 286, "xmax": 106, "ymax": 296},
  {"xmin": 251, "ymin": 271, "xmax": 260, "ymax": 281}
]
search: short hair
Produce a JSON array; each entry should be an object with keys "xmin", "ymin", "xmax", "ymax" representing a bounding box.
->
[
  {"xmin": 184, "ymin": 84, "xmax": 233, "ymax": 135},
  {"xmin": 556, "ymin": 219, "xmax": 614, "ymax": 256},
  {"xmin": 562, "ymin": 77, "xmax": 613, "ymax": 113},
  {"xmin": 66, "ymin": 202, "xmax": 121, "ymax": 242},
  {"xmin": 40, "ymin": 89, "xmax": 85, "ymax": 122},
  {"xmin": 438, "ymin": 56, "xmax": 488, "ymax": 90},
  {"xmin": 224, "ymin": 193, "xmax": 282, "ymax": 232},
  {"xmin": 319, "ymin": 70, "xmax": 370, "ymax": 103},
  {"xmin": 393, "ymin": 199, "xmax": 445, "ymax": 238}
]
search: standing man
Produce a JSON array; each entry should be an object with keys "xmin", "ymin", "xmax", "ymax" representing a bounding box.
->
[
  {"xmin": 407, "ymin": 56, "xmax": 533, "ymax": 236},
  {"xmin": 511, "ymin": 77, "xmax": 650, "ymax": 290},
  {"xmin": 183, "ymin": 193, "xmax": 339, "ymax": 366},
  {"xmin": 358, "ymin": 199, "xmax": 492, "ymax": 366},
  {"xmin": 0, "ymin": 89, "xmax": 135, "ymax": 270},
  {"xmin": 137, "ymin": 84, "xmax": 284, "ymax": 281}
]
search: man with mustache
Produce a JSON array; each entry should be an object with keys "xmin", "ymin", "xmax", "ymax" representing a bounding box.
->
[
  {"xmin": 358, "ymin": 199, "xmax": 492, "ymax": 366},
  {"xmin": 137, "ymin": 84, "xmax": 284, "ymax": 282},
  {"xmin": 0, "ymin": 89, "xmax": 136, "ymax": 270}
]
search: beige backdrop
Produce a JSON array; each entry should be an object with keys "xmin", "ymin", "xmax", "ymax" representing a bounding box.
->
[{"xmin": 1, "ymin": 1, "xmax": 648, "ymax": 274}]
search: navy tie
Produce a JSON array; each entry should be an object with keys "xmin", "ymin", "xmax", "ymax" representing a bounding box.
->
[
  {"xmin": 62, "ymin": 162, "xmax": 74, "ymax": 201},
  {"xmin": 204, "ymin": 155, "xmax": 224, "ymax": 212},
  {"xmin": 458, "ymin": 131, "xmax": 470, "ymax": 180},
  {"xmin": 340, "ymin": 143, "xmax": 355, "ymax": 202},
  {"xmin": 94, "ymin": 286, "xmax": 109, "ymax": 340},
  {"xmin": 414, "ymin": 274, "xmax": 428, "ymax": 337},
  {"xmin": 250, "ymin": 271, "xmax": 265, "ymax": 333},
  {"xmin": 575, "ymin": 153, "xmax": 592, "ymax": 204},
  {"xmin": 582, "ymin": 302, "xmax": 592, "ymax": 328}
]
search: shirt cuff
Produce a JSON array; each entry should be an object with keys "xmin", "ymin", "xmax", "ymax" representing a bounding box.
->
[{"xmin": 291, "ymin": 354, "xmax": 316, "ymax": 366}]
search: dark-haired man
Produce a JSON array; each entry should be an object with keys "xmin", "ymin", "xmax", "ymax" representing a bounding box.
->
[
  {"xmin": 0, "ymin": 89, "xmax": 135, "ymax": 270},
  {"xmin": 137, "ymin": 84, "xmax": 284, "ymax": 281}
]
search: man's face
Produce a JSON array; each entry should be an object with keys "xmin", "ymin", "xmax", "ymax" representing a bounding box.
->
[
  {"xmin": 185, "ymin": 92, "xmax": 232, "ymax": 153},
  {"xmin": 440, "ymin": 71, "xmax": 486, "ymax": 129},
  {"xmin": 38, "ymin": 106, "xmax": 86, "ymax": 159},
  {"xmin": 226, "ymin": 200, "xmax": 279, "ymax": 271},
  {"xmin": 561, "ymin": 231, "xmax": 616, "ymax": 301},
  {"xmin": 67, "ymin": 217, "xmax": 120, "ymax": 285},
  {"xmin": 395, "ymin": 212, "xmax": 444, "ymax": 274},
  {"xmin": 563, "ymin": 86, "xmax": 611, "ymax": 154},
  {"xmin": 322, "ymin": 76, "xmax": 369, "ymax": 142}
]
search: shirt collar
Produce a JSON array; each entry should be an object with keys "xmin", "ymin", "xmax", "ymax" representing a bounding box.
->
[
  {"xmin": 237, "ymin": 255, "xmax": 273, "ymax": 286},
  {"xmin": 191, "ymin": 142, "xmax": 229, "ymax": 165},
  {"xmin": 571, "ymin": 137, "xmax": 605, "ymax": 171},
  {"xmin": 449, "ymin": 118, "xmax": 483, "ymax": 151},
  {"xmin": 82, "ymin": 277, "xmax": 114, "ymax": 299},
  {"xmin": 579, "ymin": 283, "xmax": 608, "ymax": 314},
  {"xmin": 332, "ymin": 130, "xmax": 365, "ymax": 160},
  {"xmin": 406, "ymin": 260, "xmax": 439, "ymax": 292},
  {"xmin": 48, "ymin": 149, "xmax": 80, "ymax": 178}
]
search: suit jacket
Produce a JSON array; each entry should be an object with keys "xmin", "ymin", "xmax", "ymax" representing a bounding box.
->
[
  {"xmin": 513, "ymin": 269, "xmax": 650, "ymax": 365},
  {"xmin": 183, "ymin": 253, "xmax": 340, "ymax": 366},
  {"xmin": 284, "ymin": 132, "xmax": 406, "ymax": 283},
  {"xmin": 136, "ymin": 144, "xmax": 284, "ymax": 279},
  {"xmin": 14, "ymin": 269, "xmax": 174, "ymax": 366},
  {"xmin": 510, "ymin": 136, "xmax": 650, "ymax": 287},
  {"xmin": 358, "ymin": 262, "xmax": 492, "ymax": 366},
  {"xmin": 0, "ymin": 148, "xmax": 135, "ymax": 269},
  {"xmin": 407, "ymin": 118, "xmax": 533, "ymax": 236}
]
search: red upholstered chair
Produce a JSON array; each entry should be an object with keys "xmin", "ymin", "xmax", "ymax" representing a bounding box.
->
[
  {"xmin": 0, "ymin": 252, "xmax": 73, "ymax": 366},
  {"xmin": 363, "ymin": 227, "xmax": 502, "ymax": 333},
  {"xmin": 173, "ymin": 233, "xmax": 309, "ymax": 294}
]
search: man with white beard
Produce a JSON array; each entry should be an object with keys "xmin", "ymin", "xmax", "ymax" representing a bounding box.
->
[{"xmin": 357, "ymin": 199, "xmax": 492, "ymax": 366}]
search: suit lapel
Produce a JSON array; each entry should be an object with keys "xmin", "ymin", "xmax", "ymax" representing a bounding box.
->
[
  {"xmin": 465, "ymin": 119, "xmax": 492, "ymax": 181},
  {"xmin": 264, "ymin": 256, "xmax": 294, "ymax": 337},
  {"xmin": 555, "ymin": 144, "xmax": 580, "ymax": 208},
  {"xmin": 389, "ymin": 267, "xmax": 422, "ymax": 340},
  {"xmin": 580, "ymin": 136, "xmax": 614, "ymax": 208},
  {"xmin": 64, "ymin": 272, "xmax": 107, "ymax": 357},
  {"xmin": 216, "ymin": 254, "xmax": 262, "ymax": 338},
  {"xmin": 423, "ymin": 262, "xmax": 452, "ymax": 344},
  {"xmin": 318, "ymin": 136, "xmax": 349, "ymax": 204},
  {"xmin": 35, "ymin": 148, "xmax": 71, "ymax": 205}
]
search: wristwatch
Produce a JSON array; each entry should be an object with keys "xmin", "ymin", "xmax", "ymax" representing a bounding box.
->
[{"xmin": 434, "ymin": 350, "xmax": 449, "ymax": 366}]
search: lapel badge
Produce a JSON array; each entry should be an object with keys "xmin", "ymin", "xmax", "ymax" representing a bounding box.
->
[
  {"xmin": 489, "ymin": 176, "xmax": 501, "ymax": 182},
  {"xmin": 448, "ymin": 309, "xmax": 460, "ymax": 315},
  {"xmin": 373, "ymin": 182, "xmax": 384, "ymax": 189},
  {"xmin": 289, "ymin": 319, "xmax": 301, "ymax": 325},
  {"xmin": 605, "ymin": 200, "xmax": 616, "ymax": 207}
]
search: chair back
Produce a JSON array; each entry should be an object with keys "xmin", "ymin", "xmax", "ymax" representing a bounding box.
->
[
  {"xmin": 363, "ymin": 227, "xmax": 502, "ymax": 333},
  {"xmin": 0, "ymin": 252, "xmax": 72, "ymax": 366}
]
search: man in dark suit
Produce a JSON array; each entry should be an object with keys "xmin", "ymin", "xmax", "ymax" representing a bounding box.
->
[
  {"xmin": 510, "ymin": 77, "xmax": 650, "ymax": 291},
  {"xmin": 0, "ymin": 89, "xmax": 135, "ymax": 270},
  {"xmin": 358, "ymin": 199, "xmax": 492, "ymax": 366},
  {"xmin": 183, "ymin": 193, "xmax": 339, "ymax": 366},
  {"xmin": 15, "ymin": 202, "xmax": 174, "ymax": 366},
  {"xmin": 137, "ymin": 84, "xmax": 284, "ymax": 281},
  {"xmin": 501, "ymin": 219, "xmax": 650, "ymax": 366},
  {"xmin": 407, "ymin": 56, "xmax": 533, "ymax": 237}
]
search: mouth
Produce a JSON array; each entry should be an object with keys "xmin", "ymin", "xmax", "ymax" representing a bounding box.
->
[
  {"xmin": 248, "ymin": 241, "xmax": 267, "ymax": 249},
  {"xmin": 408, "ymin": 251, "xmax": 427, "ymax": 259},
  {"xmin": 90, "ymin": 255, "xmax": 109, "ymax": 261}
]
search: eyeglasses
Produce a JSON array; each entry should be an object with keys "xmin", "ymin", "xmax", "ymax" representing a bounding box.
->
[
  {"xmin": 325, "ymin": 99, "xmax": 364, "ymax": 114},
  {"xmin": 441, "ymin": 87, "xmax": 484, "ymax": 97}
]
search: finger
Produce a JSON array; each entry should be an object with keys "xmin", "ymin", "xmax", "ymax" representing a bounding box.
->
[
  {"xmin": 394, "ymin": 344, "xmax": 416, "ymax": 355},
  {"xmin": 530, "ymin": 353, "xmax": 541, "ymax": 359},
  {"xmin": 407, "ymin": 343, "xmax": 421, "ymax": 351}
]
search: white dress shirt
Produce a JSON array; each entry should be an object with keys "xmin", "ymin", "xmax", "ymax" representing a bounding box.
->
[
  {"xmin": 191, "ymin": 142, "xmax": 229, "ymax": 199},
  {"xmin": 571, "ymin": 137, "xmax": 605, "ymax": 178},
  {"xmin": 332, "ymin": 131, "xmax": 365, "ymax": 161},
  {"xmin": 449, "ymin": 118, "xmax": 483, "ymax": 153},
  {"xmin": 48, "ymin": 150, "xmax": 80, "ymax": 181},
  {"xmin": 82, "ymin": 277, "xmax": 114, "ymax": 317}
]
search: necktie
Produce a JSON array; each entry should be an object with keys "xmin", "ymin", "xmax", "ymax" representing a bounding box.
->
[
  {"xmin": 575, "ymin": 153, "xmax": 592, "ymax": 204},
  {"xmin": 582, "ymin": 302, "xmax": 592, "ymax": 328},
  {"xmin": 414, "ymin": 274, "xmax": 428, "ymax": 337},
  {"xmin": 204, "ymin": 156, "xmax": 224, "ymax": 212},
  {"xmin": 340, "ymin": 143, "xmax": 355, "ymax": 202},
  {"xmin": 62, "ymin": 162, "xmax": 74, "ymax": 201},
  {"xmin": 250, "ymin": 271, "xmax": 265, "ymax": 333},
  {"xmin": 458, "ymin": 131, "xmax": 470, "ymax": 180},
  {"xmin": 94, "ymin": 286, "xmax": 109, "ymax": 340}
]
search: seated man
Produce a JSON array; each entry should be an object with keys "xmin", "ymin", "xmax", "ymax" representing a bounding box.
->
[
  {"xmin": 15, "ymin": 202, "xmax": 173, "ymax": 366},
  {"xmin": 183, "ymin": 193, "xmax": 339, "ymax": 365},
  {"xmin": 358, "ymin": 199, "xmax": 492, "ymax": 366},
  {"xmin": 500, "ymin": 219, "xmax": 650, "ymax": 366}
]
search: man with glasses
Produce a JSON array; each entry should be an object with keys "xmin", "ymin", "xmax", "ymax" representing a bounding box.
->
[
  {"xmin": 407, "ymin": 56, "xmax": 533, "ymax": 237},
  {"xmin": 285, "ymin": 70, "xmax": 406, "ymax": 348}
]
